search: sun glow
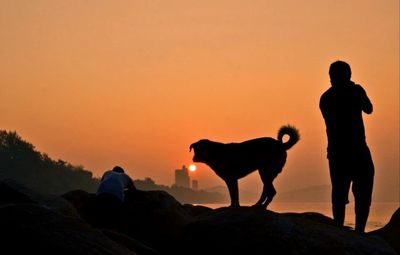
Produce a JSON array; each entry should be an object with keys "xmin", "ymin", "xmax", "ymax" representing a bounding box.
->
[{"xmin": 189, "ymin": 164, "xmax": 197, "ymax": 172}]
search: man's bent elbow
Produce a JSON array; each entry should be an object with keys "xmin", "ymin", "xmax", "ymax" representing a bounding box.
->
[{"xmin": 364, "ymin": 105, "xmax": 373, "ymax": 114}]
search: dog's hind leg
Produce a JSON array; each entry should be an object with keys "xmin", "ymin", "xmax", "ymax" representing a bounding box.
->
[
  {"xmin": 253, "ymin": 171, "xmax": 277, "ymax": 209},
  {"xmin": 262, "ymin": 181, "xmax": 276, "ymax": 209},
  {"xmin": 225, "ymin": 178, "xmax": 240, "ymax": 208},
  {"xmin": 253, "ymin": 185, "xmax": 268, "ymax": 208}
]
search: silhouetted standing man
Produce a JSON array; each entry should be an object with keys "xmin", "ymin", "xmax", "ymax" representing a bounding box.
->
[{"xmin": 320, "ymin": 61, "xmax": 374, "ymax": 232}]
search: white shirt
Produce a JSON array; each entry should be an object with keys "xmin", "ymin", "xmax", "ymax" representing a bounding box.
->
[{"xmin": 96, "ymin": 170, "xmax": 134, "ymax": 201}]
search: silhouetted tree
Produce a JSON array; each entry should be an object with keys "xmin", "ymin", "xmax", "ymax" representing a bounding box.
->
[{"xmin": 0, "ymin": 130, "xmax": 99, "ymax": 194}]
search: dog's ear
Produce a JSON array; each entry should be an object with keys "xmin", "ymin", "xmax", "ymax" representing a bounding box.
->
[
  {"xmin": 190, "ymin": 139, "xmax": 210, "ymax": 152},
  {"xmin": 189, "ymin": 142, "xmax": 196, "ymax": 152}
]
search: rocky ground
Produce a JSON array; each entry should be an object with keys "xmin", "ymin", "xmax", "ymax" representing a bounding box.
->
[{"xmin": 0, "ymin": 179, "xmax": 398, "ymax": 255}]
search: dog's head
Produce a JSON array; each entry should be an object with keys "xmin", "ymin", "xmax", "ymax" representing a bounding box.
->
[{"xmin": 189, "ymin": 139, "xmax": 212, "ymax": 163}]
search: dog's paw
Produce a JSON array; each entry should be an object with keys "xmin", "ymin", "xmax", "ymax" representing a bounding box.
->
[
  {"xmin": 229, "ymin": 204, "xmax": 240, "ymax": 208},
  {"xmin": 251, "ymin": 203, "xmax": 264, "ymax": 209}
]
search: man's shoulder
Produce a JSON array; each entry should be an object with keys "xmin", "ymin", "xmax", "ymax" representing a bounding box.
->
[
  {"xmin": 322, "ymin": 86, "xmax": 334, "ymax": 94},
  {"xmin": 101, "ymin": 170, "xmax": 113, "ymax": 178},
  {"xmin": 353, "ymin": 84, "xmax": 366, "ymax": 92},
  {"xmin": 116, "ymin": 172, "xmax": 133, "ymax": 182},
  {"xmin": 320, "ymin": 87, "xmax": 334, "ymax": 101},
  {"xmin": 346, "ymin": 84, "xmax": 368, "ymax": 98}
]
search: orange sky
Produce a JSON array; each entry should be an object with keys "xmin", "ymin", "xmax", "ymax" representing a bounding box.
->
[{"xmin": 0, "ymin": 0, "xmax": 398, "ymax": 201}]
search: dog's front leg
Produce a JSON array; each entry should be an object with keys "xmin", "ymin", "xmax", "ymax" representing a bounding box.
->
[{"xmin": 225, "ymin": 178, "xmax": 240, "ymax": 208}]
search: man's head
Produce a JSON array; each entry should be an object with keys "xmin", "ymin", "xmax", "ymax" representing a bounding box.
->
[
  {"xmin": 329, "ymin": 61, "xmax": 352, "ymax": 87},
  {"xmin": 112, "ymin": 166, "xmax": 125, "ymax": 173}
]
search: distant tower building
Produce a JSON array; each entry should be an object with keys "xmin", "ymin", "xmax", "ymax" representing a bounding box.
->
[
  {"xmin": 192, "ymin": 180, "xmax": 198, "ymax": 190},
  {"xmin": 175, "ymin": 165, "xmax": 190, "ymax": 188}
]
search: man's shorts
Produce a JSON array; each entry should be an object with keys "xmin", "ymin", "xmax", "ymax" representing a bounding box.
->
[{"xmin": 328, "ymin": 146, "xmax": 374, "ymax": 207}]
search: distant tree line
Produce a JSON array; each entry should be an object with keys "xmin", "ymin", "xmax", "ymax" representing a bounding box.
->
[
  {"xmin": 0, "ymin": 130, "xmax": 100, "ymax": 195},
  {"xmin": 0, "ymin": 129, "xmax": 226, "ymax": 203}
]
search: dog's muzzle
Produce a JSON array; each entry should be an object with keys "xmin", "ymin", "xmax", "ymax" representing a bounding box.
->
[
  {"xmin": 192, "ymin": 155, "xmax": 199, "ymax": 162},
  {"xmin": 190, "ymin": 143, "xmax": 199, "ymax": 162}
]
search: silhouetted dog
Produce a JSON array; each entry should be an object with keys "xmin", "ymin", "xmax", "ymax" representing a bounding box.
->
[{"xmin": 190, "ymin": 125, "xmax": 300, "ymax": 208}]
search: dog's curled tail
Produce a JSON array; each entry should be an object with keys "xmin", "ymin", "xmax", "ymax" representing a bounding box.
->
[{"xmin": 277, "ymin": 125, "xmax": 300, "ymax": 150}]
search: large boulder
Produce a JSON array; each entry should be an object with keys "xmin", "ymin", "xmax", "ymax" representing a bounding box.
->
[
  {"xmin": 62, "ymin": 187, "xmax": 399, "ymax": 255},
  {"xmin": 63, "ymin": 189, "xmax": 191, "ymax": 252},
  {"xmin": 0, "ymin": 179, "xmax": 151, "ymax": 255},
  {"xmin": 177, "ymin": 207, "xmax": 397, "ymax": 255},
  {"xmin": 62, "ymin": 189, "xmax": 95, "ymax": 218},
  {"xmin": 369, "ymin": 208, "xmax": 400, "ymax": 254},
  {"xmin": 0, "ymin": 178, "xmax": 79, "ymax": 217},
  {"xmin": 102, "ymin": 229, "xmax": 158, "ymax": 255},
  {"xmin": 120, "ymin": 189, "xmax": 191, "ymax": 252},
  {"xmin": 182, "ymin": 203, "xmax": 213, "ymax": 217},
  {"xmin": 0, "ymin": 179, "xmax": 35, "ymax": 204},
  {"xmin": 0, "ymin": 203, "xmax": 137, "ymax": 255}
]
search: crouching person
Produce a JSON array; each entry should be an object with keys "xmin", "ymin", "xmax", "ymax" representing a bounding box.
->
[{"xmin": 94, "ymin": 166, "xmax": 136, "ymax": 228}]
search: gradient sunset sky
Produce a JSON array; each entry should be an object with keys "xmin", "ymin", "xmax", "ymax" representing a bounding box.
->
[{"xmin": 1, "ymin": 0, "xmax": 398, "ymax": 201}]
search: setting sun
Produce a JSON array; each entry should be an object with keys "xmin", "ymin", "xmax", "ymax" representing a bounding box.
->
[{"xmin": 189, "ymin": 164, "xmax": 197, "ymax": 172}]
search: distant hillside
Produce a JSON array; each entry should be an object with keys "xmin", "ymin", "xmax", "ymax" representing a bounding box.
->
[
  {"xmin": 0, "ymin": 130, "xmax": 100, "ymax": 195},
  {"xmin": 275, "ymin": 185, "xmax": 399, "ymax": 203},
  {"xmin": 134, "ymin": 177, "xmax": 226, "ymax": 204},
  {"xmin": 275, "ymin": 185, "xmax": 331, "ymax": 202},
  {"xmin": 204, "ymin": 185, "xmax": 331, "ymax": 203},
  {"xmin": 205, "ymin": 185, "xmax": 331, "ymax": 203},
  {"xmin": 205, "ymin": 185, "xmax": 257, "ymax": 203}
]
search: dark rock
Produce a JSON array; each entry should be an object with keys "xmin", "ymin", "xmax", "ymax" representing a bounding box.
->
[
  {"xmin": 62, "ymin": 187, "xmax": 399, "ymax": 255},
  {"xmin": 63, "ymin": 189, "xmax": 191, "ymax": 252},
  {"xmin": 0, "ymin": 180, "xmax": 154, "ymax": 255},
  {"xmin": 0, "ymin": 179, "xmax": 35, "ymax": 204},
  {"xmin": 282, "ymin": 211, "xmax": 336, "ymax": 226},
  {"xmin": 178, "ymin": 207, "xmax": 397, "ymax": 255},
  {"xmin": 369, "ymin": 208, "xmax": 400, "ymax": 254},
  {"xmin": 62, "ymin": 189, "xmax": 96, "ymax": 218},
  {"xmin": 117, "ymin": 189, "xmax": 192, "ymax": 252},
  {"xmin": 103, "ymin": 229, "xmax": 158, "ymax": 255},
  {"xmin": 0, "ymin": 179, "xmax": 79, "ymax": 218},
  {"xmin": 183, "ymin": 203, "xmax": 213, "ymax": 217},
  {"xmin": 62, "ymin": 189, "xmax": 94, "ymax": 211},
  {"xmin": 0, "ymin": 203, "xmax": 137, "ymax": 255}
]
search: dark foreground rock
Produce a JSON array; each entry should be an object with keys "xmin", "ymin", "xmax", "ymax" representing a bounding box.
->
[
  {"xmin": 0, "ymin": 178, "xmax": 79, "ymax": 217},
  {"xmin": 0, "ymin": 179, "xmax": 148, "ymax": 255},
  {"xmin": 1, "ymin": 179, "xmax": 398, "ymax": 255},
  {"xmin": 178, "ymin": 207, "xmax": 397, "ymax": 255},
  {"xmin": 63, "ymin": 189, "xmax": 191, "ymax": 252},
  {"xmin": 64, "ymin": 187, "xmax": 398, "ymax": 255},
  {"xmin": 0, "ymin": 203, "xmax": 137, "ymax": 255},
  {"xmin": 370, "ymin": 208, "xmax": 400, "ymax": 254}
]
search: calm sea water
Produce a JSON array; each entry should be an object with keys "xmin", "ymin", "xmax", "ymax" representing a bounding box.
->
[{"xmin": 196, "ymin": 202, "xmax": 399, "ymax": 232}]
